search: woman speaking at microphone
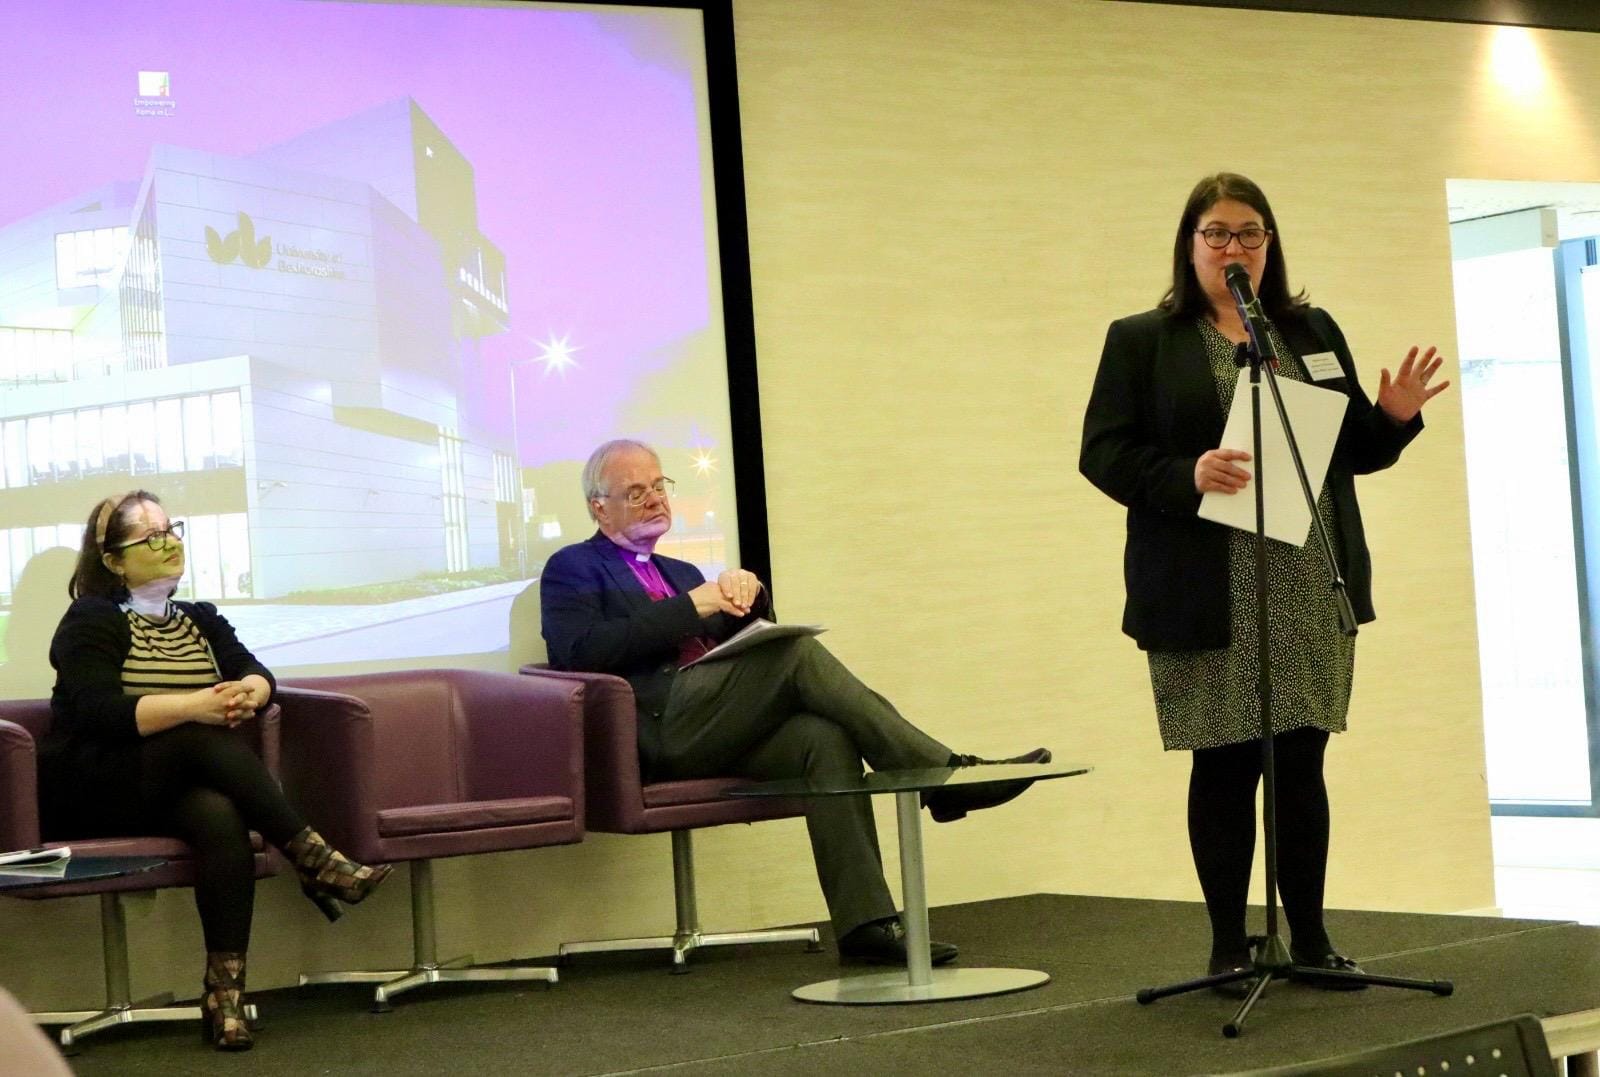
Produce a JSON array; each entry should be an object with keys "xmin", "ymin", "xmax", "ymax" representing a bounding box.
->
[{"xmin": 1078, "ymin": 173, "xmax": 1448, "ymax": 989}]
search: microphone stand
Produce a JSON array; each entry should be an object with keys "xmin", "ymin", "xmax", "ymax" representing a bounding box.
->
[{"xmin": 1134, "ymin": 272, "xmax": 1453, "ymax": 1036}]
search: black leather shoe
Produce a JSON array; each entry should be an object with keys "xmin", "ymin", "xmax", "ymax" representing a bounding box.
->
[
  {"xmin": 1207, "ymin": 952, "xmax": 1255, "ymax": 1000},
  {"xmin": 838, "ymin": 918, "xmax": 959, "ymax": 967},
  {"xmin": 1290, "ymin": 949, "xmax": 1369, "ymax": 991},
  {"xmin": 923, "ymin": 748, "xmax": 1052, "ymax": 822}
]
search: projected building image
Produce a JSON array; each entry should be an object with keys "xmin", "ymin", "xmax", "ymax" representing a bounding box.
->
[
  {"xmin": 0, "ymin": 99, "xmax": 528, "ymax": 657},
  {"xmin": 0, "ymin": 0, "xmax": 741, "ymax": 677}
]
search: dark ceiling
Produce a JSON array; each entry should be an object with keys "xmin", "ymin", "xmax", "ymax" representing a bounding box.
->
[{"xmin": 1120, "ymin": 1, "xmax": 1600, "ymax": 34}]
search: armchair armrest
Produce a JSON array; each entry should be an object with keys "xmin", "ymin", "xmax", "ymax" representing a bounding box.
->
[
  {"xmin": 273, "ymin": 686, "xmax": 383, "ymax": 864},
  {"xmin": 0, "ymin": 719, "xmax": 40, "ymax": 850},
  {"xmin": 242, "ymin": 702, "xmax": 280, "ymax": 781},
  {"xmin": 520, "ymin": 665, "xmax": 643, "ymax": 832}
]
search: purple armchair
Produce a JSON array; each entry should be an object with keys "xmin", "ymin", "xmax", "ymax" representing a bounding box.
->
[
  {"xmin": 275, "ymin": 669, "xmax": 584, "ymax": 1010},
  {"xmin": 512, "ymin": 577, "xmax": 819, "ymax": 972},
  {"xmin": 0, "ymin": 698, "xmax": 278, "ymax": 1051}
]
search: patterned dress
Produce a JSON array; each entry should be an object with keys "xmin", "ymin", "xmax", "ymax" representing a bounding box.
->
[{"xmin": 1147, "ymin": 319, "xmax": 1355, "ymax": 751}]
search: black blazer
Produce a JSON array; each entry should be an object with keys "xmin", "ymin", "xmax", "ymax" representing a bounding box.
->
[
  {"xmin": 1078, "ymin": 307, "xmax": 1422, "ymax": 651},
  {"xmin": 540, "ymin": 531, "xmax": 769, "ymax": 766}
]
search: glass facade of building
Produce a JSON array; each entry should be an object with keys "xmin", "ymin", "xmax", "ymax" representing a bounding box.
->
[{"xmin": 0, "ymin": 391, "xmax": 243, "ymax": 487}]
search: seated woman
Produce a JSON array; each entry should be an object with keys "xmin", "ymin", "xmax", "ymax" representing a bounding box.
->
[{"xmin": 39, "ymin": 490, "xmax": 391, "ymax": 1051}]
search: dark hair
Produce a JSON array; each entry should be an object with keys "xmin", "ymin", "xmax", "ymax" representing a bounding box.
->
[
  {"xmin": 69, "ymin": 490, "xmax": 162, "ymax": 600},
  {"xmin": 1159, "ymin": 172, "xmax": 1307, "ymax": 322}
]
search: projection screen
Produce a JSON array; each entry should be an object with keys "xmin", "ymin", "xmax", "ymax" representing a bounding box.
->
[{"xmin": 0, "ymin": 0, "xmax": 766, "ymax": 692}]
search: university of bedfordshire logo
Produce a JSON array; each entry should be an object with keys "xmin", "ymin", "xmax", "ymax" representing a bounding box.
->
[{"xmin": 205, "ymin": 212, "xmax": 272, "ymax": 269}]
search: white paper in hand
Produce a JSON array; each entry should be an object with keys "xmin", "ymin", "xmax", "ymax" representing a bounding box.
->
[{"xmin": 1198, "ymin": 370, "xmax": 1348, "ymax": 546}]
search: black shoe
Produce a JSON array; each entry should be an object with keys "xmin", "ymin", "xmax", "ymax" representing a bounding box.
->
[
  {"xmin": 923, "ymin": 748, "xmax": 1052, "ymax": 822},
  {"xmin": 1207, "ymin": 952, "xmax": 1255, "ymax": 1000},
  {"xmin": 1290, "ymin": 949, "xmax": 1369, "ymax": 991},
  {"xmin": 838, "ymin": 918, "xmax": 959, "ymax": 967}
]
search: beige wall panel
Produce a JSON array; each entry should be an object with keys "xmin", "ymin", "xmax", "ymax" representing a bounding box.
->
[
  {"xmin": 737, "ymin": 0, "xmax": 1600, "ymax": 924},
  {"xmin": 7, "ymin": 0, "xmax": 1598, "ymax": 1007}
]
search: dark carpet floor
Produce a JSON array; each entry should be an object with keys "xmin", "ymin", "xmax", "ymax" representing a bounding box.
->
[{"xmin": 49, "ymin": 893, "xmax": 1600, "ymax": 1076}]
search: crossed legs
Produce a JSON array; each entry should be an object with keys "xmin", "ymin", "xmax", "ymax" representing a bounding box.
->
[
  {"xmin": 138, "ymin": 724, "xmax": 307, "ymax": 951},
  {"xmin": 658, "ymin": 636, "xmax": 952, "ymax": 936}
]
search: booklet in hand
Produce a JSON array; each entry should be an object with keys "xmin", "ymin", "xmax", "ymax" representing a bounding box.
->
[
  {"xmin": 0, "ymin": 846, "xmax": 71, "ymax": 876},
  {"xmin": 680, "ymin": 618, "xmax": 826, "ymax": 670}
]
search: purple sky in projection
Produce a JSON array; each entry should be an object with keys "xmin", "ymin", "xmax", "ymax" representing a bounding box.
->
[{"xmin": 1, "ymin": 0, "xmax": 711, "ymax": 466}]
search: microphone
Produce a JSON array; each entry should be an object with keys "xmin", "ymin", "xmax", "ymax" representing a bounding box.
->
[
  {"xmin": 1223, "ymin": 262, "xmax": 1264, "ymax": 322},
  {"xmin": 1223, "ymin": 262, "xmax": 1276, "ymax": 368}
]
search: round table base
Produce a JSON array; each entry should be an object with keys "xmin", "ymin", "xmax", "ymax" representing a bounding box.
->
[{"xmin": 792, "ymin": 967, "xmax": 1049, "ymax": 1005}]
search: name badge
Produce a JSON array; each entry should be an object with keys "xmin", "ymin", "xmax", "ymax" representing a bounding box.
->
[{"xmin": 1302, "ymin": 351, "xmax": 1344, "ymax": 383}]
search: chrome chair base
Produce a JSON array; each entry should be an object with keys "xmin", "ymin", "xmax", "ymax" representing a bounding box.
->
[
  {"xmin": 29, "ymin": 893, "xmax": 258, "ymax": 1052},
  {"xmin": 37, "ymin": 993, "xmax": 261, "ymax": 1052},
  {"xmin": 561, "ymin": 926, "xmax": 823, "ymax": 974},
  {"xmin": 297, "ymin": 860, "xmax": 560, "ymax": 1011},
  {"xmin": 558, "ymin": 830, "xmax": 823, "ymax": 973},
  {"xmin": 300, "ymin": 956, "xmax": 558, "ymax": 1013}
]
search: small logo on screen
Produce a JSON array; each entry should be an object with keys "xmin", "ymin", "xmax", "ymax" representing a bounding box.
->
[
  {"xmin": 138, "ymin": 71, "xmax": 170, "ymax": 97},
  {"xmin": 206, "ymin": 212, "xmax": 273, "ymax": 270}
]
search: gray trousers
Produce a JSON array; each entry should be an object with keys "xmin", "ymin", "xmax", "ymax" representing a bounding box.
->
[{"xmin": 658, "ymin": 635, "xmax": 951, "ymax": 937}]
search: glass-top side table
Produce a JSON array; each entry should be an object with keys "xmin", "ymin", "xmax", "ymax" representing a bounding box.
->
[{"xmin": 727, "ymin": 762, "xmax": 1090, "ymax": 1005}]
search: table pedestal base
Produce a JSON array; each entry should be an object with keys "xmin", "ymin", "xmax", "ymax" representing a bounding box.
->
[{"xmin": 793, "ymin": 967, "xmax": 1049, "ymax": 1005}]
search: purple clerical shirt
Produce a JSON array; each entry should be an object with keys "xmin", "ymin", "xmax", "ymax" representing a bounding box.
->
[{"xmin": 612, "ymin": 543, "xmax": 715, "ymax": 667}]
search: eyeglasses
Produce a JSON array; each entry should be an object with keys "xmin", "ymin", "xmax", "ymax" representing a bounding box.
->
[
  {"xmin": 1196, "ymin": 226, "xmax": 1271, "ymax": 250},
  {"xmin": 112, "ymin": 520, "xmax": 185, "ymax": 552},
  {"xmin": 604, "ymin": 478, "xmax": 675, "ymax": 508}
]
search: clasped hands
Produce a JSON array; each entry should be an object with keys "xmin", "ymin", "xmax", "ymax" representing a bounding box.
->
[
  {"xmin": 690, "ymin": 569, "xmax": 764, "ymax": 618},
  {"xmin": 1194, "ymin": 345, "xmax": 1452, "ymax": 496},
  {"xmin": 190, "ymin": 675, "xmax": 272, "ymax": 728}
]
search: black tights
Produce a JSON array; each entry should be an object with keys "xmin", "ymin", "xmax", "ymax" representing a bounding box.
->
[
  {"xmin": 139, "ymin": 725, "xmax": 307, "ymax": 953},
  {"xmin": 1188, "ymin": 727, "xmax": 1332, "ymax": 962}
]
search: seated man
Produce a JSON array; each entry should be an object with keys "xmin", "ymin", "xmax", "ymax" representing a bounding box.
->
[{"xmin": 540, "ymin": 438, "xmax": 1049, "ymax": 966}]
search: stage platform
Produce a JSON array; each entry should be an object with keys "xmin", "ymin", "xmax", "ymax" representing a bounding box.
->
[{"xmin": 53, "ymin": 893, "xmax": 1600, "ymax": 1075}]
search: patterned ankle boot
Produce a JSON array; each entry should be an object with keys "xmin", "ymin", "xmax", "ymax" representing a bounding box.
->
[
  {"xmin": 201, "ymin": 951, "xmax": 253, "ymax": 1051},
  {"xmin": 283, "ymin": 825, "xmax": 392, "ymax": 923}
]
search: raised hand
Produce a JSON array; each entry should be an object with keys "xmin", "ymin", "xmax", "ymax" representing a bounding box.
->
[{"xmin": 1377, "ymin": 346, "xmax": 1450, "ymax": 424}]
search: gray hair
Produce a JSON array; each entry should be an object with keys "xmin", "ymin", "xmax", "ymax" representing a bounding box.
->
[{"xmin": 581, "ymin": 438, "xmax": 658, "ymax": 521}]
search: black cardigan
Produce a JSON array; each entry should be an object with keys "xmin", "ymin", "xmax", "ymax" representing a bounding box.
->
[
  {"xmin": 1078, "ymin": 307, "xmax": 1422, "ymax": 651},
  {"xmin": 38, "ymin": 597, "xmax": 274, "ymax": 836}
]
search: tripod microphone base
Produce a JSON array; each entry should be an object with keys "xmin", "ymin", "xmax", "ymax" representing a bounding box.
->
[{"xmin": 1136, "ymin": 936, "xmax": 1454, "ymax": 1037}]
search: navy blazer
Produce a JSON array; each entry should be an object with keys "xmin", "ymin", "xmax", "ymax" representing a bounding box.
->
[
  {"xmin": 540, "ymin": 531, "xmax": 769, "ymax": 768},
  {"xmin": 1079, "ymin": 306, "xmax": 1422, "ymax": 651}
]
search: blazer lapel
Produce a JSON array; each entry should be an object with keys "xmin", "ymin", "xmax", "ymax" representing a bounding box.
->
[
  {"xmin": 588, "ymin": 532, "xmax": 653, "ymax": 612},
  {"xmin": 1160, "ymin": 317, "xmax": 1227, "ymax": 444}
]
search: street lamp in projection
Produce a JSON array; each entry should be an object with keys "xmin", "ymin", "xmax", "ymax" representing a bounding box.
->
[{"xmin": 506, "ymin": 332, "xmax": 583, "ymax": 576}]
